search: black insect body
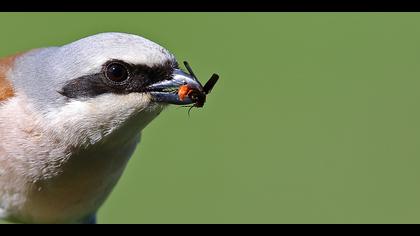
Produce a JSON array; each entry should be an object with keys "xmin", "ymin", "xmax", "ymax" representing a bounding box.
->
[{"xmin": 179, "ymin": 61, "xmax": 219, "ymax": 112}]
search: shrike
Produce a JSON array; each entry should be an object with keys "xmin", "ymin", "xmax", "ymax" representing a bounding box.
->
[{"xmin": 0, "ymin": 32, "xmax": 218, "ymax": 224}]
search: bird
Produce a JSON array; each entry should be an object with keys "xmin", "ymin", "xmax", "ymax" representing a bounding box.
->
[{"xmin": 0, "ymin": 32, "xmax": 217, "ymax": 224}]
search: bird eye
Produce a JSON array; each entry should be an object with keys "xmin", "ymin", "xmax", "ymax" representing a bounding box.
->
[{"xmin": 106, "ymin": 63, "xmax": 129, "ymax": 82}]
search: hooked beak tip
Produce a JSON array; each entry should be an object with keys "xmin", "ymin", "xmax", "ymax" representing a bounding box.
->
[{"xmin": 146, "ymin": 69, "xmax": 202, "ymax": 105}]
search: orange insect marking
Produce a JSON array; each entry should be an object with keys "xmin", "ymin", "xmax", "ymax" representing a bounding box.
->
[{"xmin": 178, "ymin": 85, "xmax": 194, "ymax": 101}]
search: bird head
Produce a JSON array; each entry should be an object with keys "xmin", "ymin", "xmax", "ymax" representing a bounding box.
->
[{"xmin": 9, "ymin": 32, "xmax": 210, "ymax": 146}]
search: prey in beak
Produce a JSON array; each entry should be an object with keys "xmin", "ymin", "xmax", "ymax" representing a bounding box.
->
[{"xmin": 146, "ymin": 61, "xmax": 219, "ymax": 109}]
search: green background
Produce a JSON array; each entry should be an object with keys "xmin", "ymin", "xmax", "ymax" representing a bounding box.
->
[{"xmin": 1, "ymin": 13, "xmax": 420, "ymax": 223}]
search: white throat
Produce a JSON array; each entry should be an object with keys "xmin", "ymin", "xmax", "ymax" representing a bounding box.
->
[{"xmin": 43, "ymin": 92, "xmax": 164, "ymax": 148}]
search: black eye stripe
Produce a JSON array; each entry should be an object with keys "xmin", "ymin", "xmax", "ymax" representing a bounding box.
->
[{"xmin": 59, "ymin": 59, "xmax": 176, "ymax": 99}]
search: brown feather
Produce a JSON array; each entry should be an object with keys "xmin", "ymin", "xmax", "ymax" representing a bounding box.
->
[{"xmin": 0, "ymin": 52, "xmax": 25, "ymax": 101}]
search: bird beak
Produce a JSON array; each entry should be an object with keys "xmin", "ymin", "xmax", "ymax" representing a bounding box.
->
[{"xmin": 146, "ymin": 69, "xmax": 203, "ymax": 105}]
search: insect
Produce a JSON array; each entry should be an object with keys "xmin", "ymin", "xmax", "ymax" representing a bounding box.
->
[{"xmin": 179, "ymin": 61, "xmax": 219, "ymax": 114}]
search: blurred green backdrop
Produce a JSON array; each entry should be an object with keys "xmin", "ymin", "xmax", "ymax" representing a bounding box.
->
[{"xmin": 1, "ymin": 13, "xmax": 420, "ymax": 223}]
